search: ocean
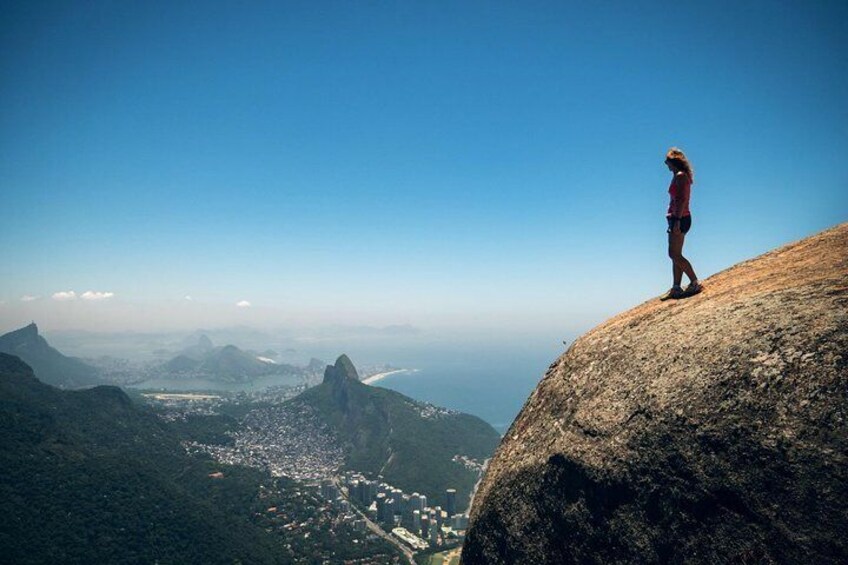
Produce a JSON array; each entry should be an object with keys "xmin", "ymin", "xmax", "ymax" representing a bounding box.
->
[
  {"xmin": 368, "ymin": 343, "xmax": 561, "ymax": 435},
  {"xmin": 113, "ymin": 330, "xmax": 568, "ymax": 436}
]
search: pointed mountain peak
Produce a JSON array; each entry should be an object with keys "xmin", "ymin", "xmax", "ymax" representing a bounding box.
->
[
  {"xmin": 322, "ymin": 354, "xmax": 360, "ymax": 385},
  {"xmin": 15, "ymin": 322, "xmax": 39, "ymax": 337},
  {"xmin": 197, "ymin": 334, "xmax": 214, "ymax": 350},
  {"xmin": 0, "ymin": 323, "xmax": 100, "ymax": 388},
  {"xmin": 1, "ymin": 322, "xmax": 44, "ymax": 345},
  {"xmin": 334, "ymin": 354, "xmax": 359, "ymax": 379}
]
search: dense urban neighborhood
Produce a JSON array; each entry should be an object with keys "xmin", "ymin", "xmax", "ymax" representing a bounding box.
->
[{"xmin": 147, "ymin": 387, "xmax": 484, "ymax": 562}]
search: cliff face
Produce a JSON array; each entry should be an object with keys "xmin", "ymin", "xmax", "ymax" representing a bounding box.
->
[
  {"xmin": 0, "ymin": 323, "xmax": 101, "ymax": 388},
  {"xmin": 462, "ymin": 223, "xmax": 848, "ymax": 564},
  {"xmin": 321, "ymin": 354, "xmax": 360, "ymax": 412}
]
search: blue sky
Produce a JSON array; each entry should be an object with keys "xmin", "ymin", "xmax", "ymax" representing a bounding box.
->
[{"xmin": 1, "ymin": 0, "xmax": 846, "ymax": 335}]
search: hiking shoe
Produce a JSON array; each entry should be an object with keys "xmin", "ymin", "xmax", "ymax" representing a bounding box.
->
[
  {"xmin": 660, "ymin": 287, "xmax": 684, "ymax": 301},
  {"xmin": 684, "ymin": 281, "xmax": 703, "ymax": 296}
]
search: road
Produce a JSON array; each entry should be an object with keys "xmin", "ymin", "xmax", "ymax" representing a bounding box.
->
[
  {"xmin": 466, "ymin": 458, "xmax": 490, "ymax": 511},
  {"xmin": 332, "ymin": 477, "xmax": 416, "ymax": 565}
]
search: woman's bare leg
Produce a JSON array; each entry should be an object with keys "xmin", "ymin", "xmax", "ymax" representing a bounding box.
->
[{"xmin": 669, "ymin": 231, "xmax": 697, "ymax": 285}]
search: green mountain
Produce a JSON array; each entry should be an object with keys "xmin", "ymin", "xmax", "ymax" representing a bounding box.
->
[
  {"xmin": 162, "ymin": 342, "xmax": 303, "ymax": 384},
  {"xmin": 294, "ymin": 355, "xmax": 501, "ymax": 512},
  {"xmin": 199, "ymin": 344, "xmax": 273, "ymax": 379},
  {"xmin": 0, "ymin": 353, "xmax": 401, "ymax": 564},
  {"xmin": 163, "ymin": 352, "xmax": 201, "ymax": 372},
  {"xmin": 0, "ymin": 323, "xmax": 101, "ymax": 388},
  {"xmin": 0, "ymin": 352, "xmax": 285, "ymax": 564}
]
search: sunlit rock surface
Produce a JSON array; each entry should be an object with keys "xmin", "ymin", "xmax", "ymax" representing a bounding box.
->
[{"xmin": 463, "ymin": 223, "xmax": 848, "ymax": 564}]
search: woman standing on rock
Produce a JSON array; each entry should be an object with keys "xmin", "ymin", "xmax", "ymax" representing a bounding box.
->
[{"xmin": 660, "ymin": 147, "xmax": 702, "ymax": 300}]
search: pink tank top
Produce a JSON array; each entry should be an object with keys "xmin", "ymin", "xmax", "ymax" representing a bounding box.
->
[{"xmin": 667, "ymin": 173, "xmax": 691, "ymax": 218}]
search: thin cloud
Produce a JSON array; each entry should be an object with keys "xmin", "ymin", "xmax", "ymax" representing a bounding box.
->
[
  {"xmin": 52, "ymin": 291, "xmax": 77, "ymax": 301},
  {"xmin": 81, "ymin": 291, "xmax": 115, "ymax": 301},
  {"xmin": 20, "ymin": 295, "xmax": 39, "ymax": 302},
  {"xmin": 184, "ymin": 295, "xmax": 194, "ymax": 301},
  {"xmin": 236, "ymin": 300, "xmax": 251, "ymax": 308}
]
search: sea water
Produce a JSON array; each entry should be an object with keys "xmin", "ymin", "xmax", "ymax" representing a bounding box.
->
[{"xmin": 371, "ymin": 343, "xmax": 561, "ymax": 435}]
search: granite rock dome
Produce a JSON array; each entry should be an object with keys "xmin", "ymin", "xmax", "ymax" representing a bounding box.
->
[{"xmin": 463, "ymin": 223, "xmax": 848, "ymax": 564}]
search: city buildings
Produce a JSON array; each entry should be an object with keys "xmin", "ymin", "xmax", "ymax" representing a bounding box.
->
[{"xmin": 332, "ymin": 472, "xmax": 471, "ymax": 550}]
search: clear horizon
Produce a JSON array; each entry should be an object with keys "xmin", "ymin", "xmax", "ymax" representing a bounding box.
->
[{"xmin": 2, "ymin": 2, "xmax": 846, "ymax": 336}]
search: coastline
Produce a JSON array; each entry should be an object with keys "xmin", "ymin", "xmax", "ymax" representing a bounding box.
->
[{"xmin": 361, "ymin": 368, "xmax": 416, "ymax": 385}]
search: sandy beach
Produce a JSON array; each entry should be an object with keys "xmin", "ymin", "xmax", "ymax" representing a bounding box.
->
[
  {"xmin": 143, "ymin": 392, "xmax": 221, "ymax": 401},
  {"xmin": 362, "ymin": 368, "xmax": 415, "ymax": 385}
]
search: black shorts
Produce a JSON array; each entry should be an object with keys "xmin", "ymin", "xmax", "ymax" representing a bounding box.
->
[{"xmin": 667, "ymin": 215, "xmax": 692, "ymax": 234}]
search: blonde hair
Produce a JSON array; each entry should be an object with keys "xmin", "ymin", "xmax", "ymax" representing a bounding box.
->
[{"xmin": 665, "ymin": 147, "xmax": 694, "ymax": 183}]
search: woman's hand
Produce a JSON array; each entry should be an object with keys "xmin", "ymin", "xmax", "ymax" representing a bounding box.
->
[{"xmin": 667, "ymin": 218, "xmax": 681, "ymax": 234}]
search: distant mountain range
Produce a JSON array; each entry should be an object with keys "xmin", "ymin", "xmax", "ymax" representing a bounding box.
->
[
  {"xmin": 161, "ymin": 335, "xmax": 309, "ymax": 384},
  {"xmin": 179, "ymin": 332, "xmax": 215, "ymax": 358},
  {"xmin": 0, "ymin": 323, "xmax": 102, "ymax": 388},
  {"xmin": 293, "ymin": 355, "xmax": 501, "ymax": 511}
]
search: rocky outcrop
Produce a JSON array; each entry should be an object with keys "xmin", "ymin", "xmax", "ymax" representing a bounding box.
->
[
  {"xmin": 463, "ymin": 223, "xmax": 848, "ymax": 564},
  {"xmin": 321, "ymin": 354, "xmax": 360, "ymax": 412},
  {"xmin": 322, "ymin": 353, "xmax": 359, "ymax": 385},
  {"xmin": 0, "ymin": 323, "xmax": 101, "ymax": 388}
]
